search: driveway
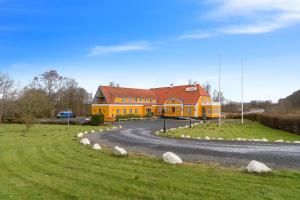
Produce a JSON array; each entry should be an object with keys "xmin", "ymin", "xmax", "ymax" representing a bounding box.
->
[{"xmin": 87, "ymin": 119, "xmax": 300, "ymax": 169}]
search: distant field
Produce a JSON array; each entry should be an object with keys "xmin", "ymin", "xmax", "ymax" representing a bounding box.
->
[
  {"xmin": 160, "ymin": 119, "xmax": 300, "ymax": 142},
  {"xmin": 0, "ymin": 124, "xmax": 300, "ymax": 199}
]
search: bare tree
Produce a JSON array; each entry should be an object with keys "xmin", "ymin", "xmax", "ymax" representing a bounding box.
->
[
  {"xmin": 28, "ymin": 76, "xmax": 42, "ymax": 89},
  {"xmin": 202, "ymin": 81, "xmax": 212, "ymax": 95},
  {"xmin": 188, "ymin": 79, "xmax": 198, "ymax": 85},
  {"xmin": 109, "ymin": 82, "xmax": 120, "ymax": 87},
  {"xmin": 40, "ymin": 70, "xmax": 61, "ymax": 95},
  {"xmin": 0, "ymin": 72, "xmax": 16, "ymax": 123},
  {"xmin": 213, "ymin": 89, "xmax": 225, "ymax": 103},
  {"xmin": 18, "ymin": 88, "xmax": 50, "ymax": 130}
]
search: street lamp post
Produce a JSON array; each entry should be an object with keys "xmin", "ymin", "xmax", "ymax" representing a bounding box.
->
[
  {"xmin": 189, "ymin": 117, "xmax": 192, "ymax": 128},
  {"xmin": 162, "ymin": 109, "xmax": 166, "ymax": 133}
]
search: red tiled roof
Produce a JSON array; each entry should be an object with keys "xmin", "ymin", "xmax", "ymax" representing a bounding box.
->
[
  {"xmin": 99, "ymin": 84, "xmax": 209, "ymax": 105},
  {"xmin": 100, "ymin": 86, "xmax": 156, "ymax": 104},
  {"xmin": 151, "ymin": 84, "xmax": 209, "ymax": 104}
]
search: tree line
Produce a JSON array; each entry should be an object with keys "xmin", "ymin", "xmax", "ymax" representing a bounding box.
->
[{"xmin": 0, "ymin": 70, "xmax": 92, "ymax": 128}]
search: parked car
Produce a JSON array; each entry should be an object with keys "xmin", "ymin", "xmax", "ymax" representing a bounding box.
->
[{"xmin": 56, "ymin": 111, "xmax": 76, "ymax": 119}]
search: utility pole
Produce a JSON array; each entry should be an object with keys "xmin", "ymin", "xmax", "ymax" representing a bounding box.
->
[
  {"xmin": 241, "ymin": 58, "xmax": 244, "ymax": 124},
  {"xmin": 162, "ymin": 109, "xmax": 166, "ymax": 133},
  {"xmin": 218, "ymin": 54, "xmax": 222, "ymax": 126}
]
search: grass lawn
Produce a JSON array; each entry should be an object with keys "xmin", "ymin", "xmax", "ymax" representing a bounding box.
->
[
  {"xmin": 160, "ymin": 119, "xmax": 300, "ymax": 142},
  {"xmin": 0, "ymin": 124, "xmax": 300, "ymax": 199}
]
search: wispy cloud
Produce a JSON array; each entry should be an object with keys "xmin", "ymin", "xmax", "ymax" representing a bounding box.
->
[
  {"xmin": 178, "ymin": 31, "xmax": 216, "ymax": 39},
  {"xmin": 211, "ymin": 0, "xmax": 300, "ymax": 34},
  {"xmin": 181, "ymin": 0, "xmax": 300, "ymax": 39},
  {"xmin": 88, "ymin": 41, "xmax": 151, "ymax": 56}
]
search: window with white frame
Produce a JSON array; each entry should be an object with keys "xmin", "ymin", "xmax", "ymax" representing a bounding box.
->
[
  {"xmin": 135, "ymin": 108, "xmax": 138, "ymax": 113},
  {"xmin": 129, "ymin": 108, "xmax": 133, "ymax": 114},
  {"xmin": 116, "ymin": 108, "xmax": 120, "ymax": 114},
  {"xmin": 123, "ymin": 108, "xmax": 126, "ymax": 114}
]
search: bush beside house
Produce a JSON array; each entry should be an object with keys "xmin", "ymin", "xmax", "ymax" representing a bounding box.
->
[
  {"xmin": 116, "ymin": 114, "xmax": 141, "ymax": 121},
  {"xmin": 90, "ymin": 114, "xmax": 104, "ymax": 126}
]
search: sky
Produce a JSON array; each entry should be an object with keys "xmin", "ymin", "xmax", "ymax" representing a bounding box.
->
[{"xmin": 0, "ymin": 0, "xmax": 300, "ymax": 102}]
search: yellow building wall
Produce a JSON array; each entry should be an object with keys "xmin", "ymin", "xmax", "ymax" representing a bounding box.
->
[
  {"xmin": 183, "ymin": 106, "xmax": 195, "ymax": 117},
  {"xmin": 92, "ymin": 104, "xmax": 147, "ymax": 121},
  {"xmin": 164, "ymin": 99, "xmax": 183, "ymax": 117},
  {"xmin": 114, "ymin": 97, "xmax": 156, "ymax": 104},
  {"xmin": 197, "ymin": 96, "xmax": 221, "ymax": 118},
  {"xmin": 92, "ymin": 105, "xmax": 110, "ymax": 120},
  {"xmin": 92, "ymin": 96, "xmax": 220, "ymax": 121}
]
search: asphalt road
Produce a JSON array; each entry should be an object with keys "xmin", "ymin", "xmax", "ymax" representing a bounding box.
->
[{"xmin": 87, "ymin": 119, "xmax": 300, "ymax": 169}]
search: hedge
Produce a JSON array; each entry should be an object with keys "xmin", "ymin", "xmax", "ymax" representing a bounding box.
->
[
  {"xmin": 226, "ymin": 113, "xmax": 300, "ymax": 135},
  {"xmin": 90, "ymin": 114, "xmax": 104, "ymax": 126},
  {"xmin": 116, "ymin": 114, "xmax": 141, "ymax": 121}
]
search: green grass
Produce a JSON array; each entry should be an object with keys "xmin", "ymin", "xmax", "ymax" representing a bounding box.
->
[
  {"xmin": 0, "ymin": 124, "xmax": 300, "ymax": 199},
  {"xmin": 161, "ymin": 120, "xmax": 300, "ymax": 142}
]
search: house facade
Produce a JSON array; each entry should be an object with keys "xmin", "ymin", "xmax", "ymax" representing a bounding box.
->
[{"xmin": 91, "ymin": 84, "xmax": 221, "ymax": 121}]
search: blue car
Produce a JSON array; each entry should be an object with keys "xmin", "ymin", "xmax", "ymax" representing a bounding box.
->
[{"xmin": 56, "ymin": 111, "xmax": 76, "ymax": 119}]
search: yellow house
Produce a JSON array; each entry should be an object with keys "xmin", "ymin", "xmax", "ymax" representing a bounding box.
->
[{"xmin": 92, "ymin": 84, "xmax": 221, "ymax": 121}]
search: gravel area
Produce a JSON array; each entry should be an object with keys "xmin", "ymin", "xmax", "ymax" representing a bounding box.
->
[{"xmin": 87, "ymin": 119, "xmax": 300, "ymax": 169}]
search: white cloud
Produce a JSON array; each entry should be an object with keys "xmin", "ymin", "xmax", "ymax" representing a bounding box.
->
[
  {"xmin": 179, "ymin": 31, "xmax": 216, "ymax": 39},
  {"xmin": 181, "ymin": 0, "xmax": 300, "ymax": 38},
  {"xmin": 88, "ymin": 41, "xmax": 150, "ymax": 56},
  {"xmin": 208, "ymin": 0, "xmax": 300, "ymax": 34}
]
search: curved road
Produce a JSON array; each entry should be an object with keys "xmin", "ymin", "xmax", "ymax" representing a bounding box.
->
[{"xmin": 88, "ymin": 119, "xmax": 300, "ymax": 169}]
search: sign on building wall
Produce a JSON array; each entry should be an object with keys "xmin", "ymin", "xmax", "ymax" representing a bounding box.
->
[{"xmin": 185, "ymin": 87, "xmax": 198, "ymax": 92}]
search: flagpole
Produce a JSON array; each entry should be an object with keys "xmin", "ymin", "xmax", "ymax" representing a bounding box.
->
[
  {"xmin": 241, "ymin": 58, "xmax": 244, "ymax": 124},
  {"xmin": 218, "ymin": 54, "xmax": 221, "ymax": 126}
]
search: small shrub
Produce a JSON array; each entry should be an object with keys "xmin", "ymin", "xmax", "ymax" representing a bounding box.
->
[
  {"xmin": 90, "ymin": 114, "xmax": 104, "ymax": 126},
  {"xmin": 116, "ymin": 114, "xmax": 141, "ymax": 121},
  {"xmin": 145, "ymin": 113, "xmax": 153, "ymax": 118}
]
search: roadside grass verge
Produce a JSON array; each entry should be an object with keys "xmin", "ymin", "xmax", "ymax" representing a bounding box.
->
[
  {"xmin": 160, "ymin": 119, "xmax": 300, "ymax": 142},
  {"xmin": 0, "ymin": 124, "xmax": 300, "ymax": 199}
]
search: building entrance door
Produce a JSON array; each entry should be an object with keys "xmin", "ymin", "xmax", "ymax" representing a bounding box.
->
[{"xmin": 146, "ymin": 108, "xmax": 152, "ymax": 114}]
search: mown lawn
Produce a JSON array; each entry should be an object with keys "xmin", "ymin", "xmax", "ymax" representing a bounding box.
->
[
  {"xmin": 0, "ymin": 124, "xmax": 300, "ymax": 200},
  {"xmin": 160, "ymin": 119, "xmax": 300, "ymax": 142}
]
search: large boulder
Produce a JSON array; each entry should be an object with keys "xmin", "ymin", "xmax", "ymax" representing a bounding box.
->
[
  {"xmin": 163, "ymin": 152, "xmax": 183, "ymax": 164},
  {"xmin": 275, "ymin": 139, "xmax": 284, "ymax": 143},
  {"xmin": 261, "ymin": 138, "xmax": 268, "ymax": 142},
  {"xmin": 113, "ymin": 146, "xmax": 127, "ymax": 156},
  {"xmin": 80, "ymin": 138, "xmax": 90, "ymax": 145},
  {"xmin": 77, "ymin": 132, "xmax": 84, "ymax": 138},
  {"xmin": 204, "ymin": 136, "xmax": 210, "ymax": 140},
  {"xmin": 246, "ymin": 160, "xmax": 272, "ymax": 173},
  {"xmin": 92, "ymin": 143, "xmax": 102, "ymax": 150}
]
